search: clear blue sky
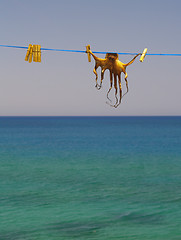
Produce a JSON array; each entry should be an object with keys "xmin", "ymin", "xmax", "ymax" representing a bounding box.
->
[{"xmin": 0, "ymin": 0, "xmax": 181, "ymax": 116}]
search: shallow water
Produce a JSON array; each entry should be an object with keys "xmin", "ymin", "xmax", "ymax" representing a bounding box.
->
[{"xmin": 0, "ymin": 116, "xmax": 181, "ymax": 239}]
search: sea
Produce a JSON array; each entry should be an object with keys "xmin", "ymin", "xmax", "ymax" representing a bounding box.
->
[{"xmin": 0, "ymin": 116, "xmax": 181, "ymax": 240}]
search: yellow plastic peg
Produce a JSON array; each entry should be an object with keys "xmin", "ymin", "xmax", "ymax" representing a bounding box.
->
[
  {"xmin": 140, "ymin": 48, "xmax": 147, "ymax": 62},
  {"xmin": 86, "ymin": 45, "xmax": 91, "ymax": 62},
  {"xmin": 37, "ymin": 45, "xmax": 41, "ymax": 62},
  {"xmin": 29, "ymin": 45, "xmax": 33, "ymax": 63},
  {"xmin": 25, "ymin": 44, "xmax": 32, "ymax": 61},
  {"xmin": 33, "ymin": 45, "xmax": 38, "ymax": 62}
]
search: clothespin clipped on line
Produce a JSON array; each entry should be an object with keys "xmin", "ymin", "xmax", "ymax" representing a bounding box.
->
[
  {"xmin": 86, "ymin": 45, "xmax": 91, "ymax": 62},
  {"xmin": 140, "ymin": 48, "xmax": 147, "ymax": 62},
  {"xmin": 25, "ymin": 44, "xmax": 32, "ymax": 62},
  {"xmin": 25, "ymin": 44, "xmax": 41, "ymax": 63}
]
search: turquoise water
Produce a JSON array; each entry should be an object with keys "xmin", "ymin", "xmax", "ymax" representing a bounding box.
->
[{"xmin": 0, "ymin": 116, "xmax": 181, "ymax": 240}]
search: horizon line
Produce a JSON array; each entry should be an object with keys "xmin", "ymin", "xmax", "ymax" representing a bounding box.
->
[{"xmin": 0, "ymin": 115, "xmax": 181, "ymax": 117}]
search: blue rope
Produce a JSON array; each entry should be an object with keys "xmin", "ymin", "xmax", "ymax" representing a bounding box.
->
[
  {"xmin": 41, "ymin": 47, "xmax": 85, "ymax": 53},
  {"xmin": 146, "ymin": 53, "xmax": 181, "ymax": 56},
  {"xmin": 0, "ymin": 44, "xmax": 28, "ymax": 49},
  {"xmin": 0, "ymin": 44, "xmax": 181, "ymax": 56}
]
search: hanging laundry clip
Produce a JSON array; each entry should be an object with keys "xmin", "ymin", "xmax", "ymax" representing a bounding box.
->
[
  {"xmin": 37, "ymin": 45, "xmax": 41, "ymax": 62},
  {"xmin": 86, "ymin": 45, "xmax": 91, "ymax": 62},
  {"xmin": 140, "ymin": 48, "xmax": 147, "ymax": 62},
  {"xmin": 33, "ymin": 45, "xmax": 38, "ymax": 62},
  {"xmin": 25, "ymin": 44, "xmax": 41, "ymax": 63},
  {"xmin": 25, "ymin": 44, "xmax": 32, "ymax": 62}
]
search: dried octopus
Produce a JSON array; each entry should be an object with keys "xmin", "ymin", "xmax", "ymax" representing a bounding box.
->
[{"xmin": 88, "ymin": 49, "xmax": 141, "ymax": 108}]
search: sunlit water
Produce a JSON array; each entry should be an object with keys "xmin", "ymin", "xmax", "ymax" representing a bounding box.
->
[{"xmin": 0, "ymin": 116, "xmax": 181, "ymax": 239}]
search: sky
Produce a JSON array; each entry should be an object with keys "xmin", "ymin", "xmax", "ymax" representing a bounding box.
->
[{"xmin": 0, "ymin": 0, "xmax": 181, "ymax": 116}]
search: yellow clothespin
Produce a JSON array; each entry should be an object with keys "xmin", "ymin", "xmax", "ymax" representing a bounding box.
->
[
  {"xmin": 86, "ymin": 45, "xmax": 91, "ymax": 62},
  {"xmin": 29, "ymin": 45, "xmax": 33, "ymax": 63},
  {"xmin": 37, "ymin": 45, "xmax": 41, "ymax": 62},
  {"xmin": 33, "ymin": 45, "xmax": 38, "ymax": 62},
  {"xmin": 25, "ymin": 44, "xmax": 32, "ymax": 61},
  {"xmin": 140, "ymin": 48, "xmax": 147, "ymax": 62}
]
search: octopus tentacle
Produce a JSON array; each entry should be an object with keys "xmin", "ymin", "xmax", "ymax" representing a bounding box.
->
[
  {"xmin": 124, "ymin": 72, "xmax": 129, "ymax": 93},
  {"xmin": 93, "ymin": 64, "xmax": 99, "ymax": 89},
  {"xmin": 124, "ymin": 53, "xmax": 141, "ymax": 67},
  {"xmin": 116, "ymin": 74, "xmax": 122, "ymax": 108},
  {"xmin": 114, "ymin": 73, "xmax": 118, "ymax": 107},
  {"xmin": 107, "ymin": 70, "xmax": 113, "ymax": 102},
  {"xmin": 99, "ymin": 68, "xmax": 106, "ymax": 89}
]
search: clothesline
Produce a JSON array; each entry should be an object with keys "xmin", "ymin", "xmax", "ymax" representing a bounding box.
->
[{"xmin": 1, "ymin": 44, "xmax": 181, "ymax": 56}]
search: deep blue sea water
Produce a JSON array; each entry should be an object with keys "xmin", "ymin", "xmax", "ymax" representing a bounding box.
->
[{"xmin": 0, "ymin": 116, "xmax": 181, "ymax": 240}]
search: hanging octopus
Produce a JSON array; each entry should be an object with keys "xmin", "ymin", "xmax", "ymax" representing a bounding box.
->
[{"xmin": 87, "ymin": 48, "xmax": 143, "ymax": 108}]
